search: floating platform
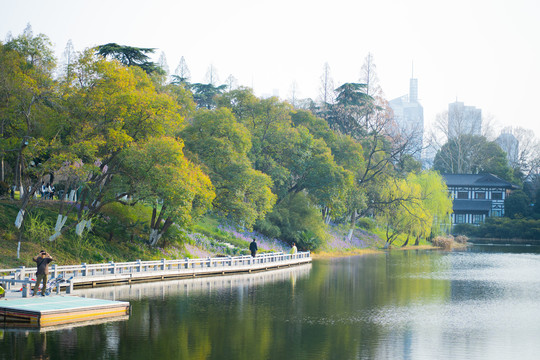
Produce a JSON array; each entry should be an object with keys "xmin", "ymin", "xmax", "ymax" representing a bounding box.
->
[{"xmin": 0, "ymin": 295, "xmax": 130, "ymax": 328}]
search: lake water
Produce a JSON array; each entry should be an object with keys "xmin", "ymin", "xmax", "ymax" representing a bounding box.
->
[{"xmin": 2, "ymin": 245, "xmax": 540, "ymax": 359}]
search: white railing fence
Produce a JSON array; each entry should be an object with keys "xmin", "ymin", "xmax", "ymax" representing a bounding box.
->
[{"xmin": 0, "ymin": 251, "xmax": 311, "ymax": 297}]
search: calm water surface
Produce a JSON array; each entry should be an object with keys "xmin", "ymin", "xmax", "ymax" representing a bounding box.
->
[{"xmin": 2, "ymin": 245, "xmax": 540, "ymax": 359}]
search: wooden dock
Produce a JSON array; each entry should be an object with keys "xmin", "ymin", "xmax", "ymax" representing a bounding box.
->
[{"xmin": 0, "ymin": 295, "xmax": 130, "ymax": 328}]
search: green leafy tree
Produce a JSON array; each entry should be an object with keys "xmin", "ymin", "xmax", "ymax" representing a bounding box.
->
[
  {"xmin": 375, "ymin": 177, "xmax": 425, "ymax": 248},
  {"xmin": 408, "ymin": 171, "xmax": 453, "ymax": 244},
  {"xmin": 189, "ymin": 83, "xmax": 227, "ymax": 109},
  {"xmin": 180, "ymin": 108, "xmax": 276, "ymax": 228},
  {"xmin": 291, "ymin": 109, "xmax": 337, "ymax": 151},
  {"xmin": 0, "ymin": 28, "xmax": 60, "ymax": 252},
  {"xmin": 96, "ymin": 43, "xmax": 164, "ymax": 75},
  {"xmin": 504, "ymin": 190, "xmax": 531, "ymax": 219},
  {"xmin": 260, "ymin": 192, "xmax": 326, "ymax": 251},
  {"xmin": 434, "ymin": 134, "xmax": 514, "ymax": 181},
  {"xmin": 325, "ymin": 83, "xmax": 373, "ymax": 136},
  {"xmin": 160, "ymin": 83, "xmax": 196, "ymax": 125},
  {"xmin": 48, "ymin": 49, "xmax": 182, "ymax": 238},
  {"xmin": 114, "ymin": 136, "xmax": 215, "ymax": 246},
  {"xmin": 218, "ymin": 89, "xmax": 351, "ymax": 247}
]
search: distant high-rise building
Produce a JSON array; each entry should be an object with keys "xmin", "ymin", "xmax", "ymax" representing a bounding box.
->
[
  {"xmin": 389, "ymin": 77, "xmax": 424, "ymax": 160},
  {"xmin": 495, "ymin": 131, "xmax": 519, "ymax": 168},
  {"xmin": 448, "ymin": 101, "xmax": 482, "ymax": 138}
]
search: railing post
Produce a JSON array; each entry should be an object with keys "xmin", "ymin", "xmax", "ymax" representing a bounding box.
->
[
  {"xmin": 19, "ymin": 266, "xmax": 25, "ymax": 280},
  {"xmin": 110, "ymin": 261, "xmax": 116, "ymax": 274},
  {"xmin": 51, "ymin": 264, "xmax": 57, "ymax": 279},
  {"xmin": 81, "ymin": 263, "xmax": 87, "ymax": 276},
  {"xmin": 161, "ymin": 259, "xmax": 166, "ymax": 271},
  {"xmin": 22, "ymin": 278, "xmax": 29, "ymax": 297},
  {"xmin": 137, "ymin": 259, "xmax": 142, "ymax": 272}
]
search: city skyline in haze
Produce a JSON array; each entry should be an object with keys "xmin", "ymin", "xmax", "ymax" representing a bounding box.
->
[{"xmin": 2, "ymin": 0, "xmax": 539, "ymax": 140}]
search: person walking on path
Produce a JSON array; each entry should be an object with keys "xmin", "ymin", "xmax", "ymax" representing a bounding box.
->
[
  {"xmin": 249, "ymin": 238, "xmax": 258, "ymax": 257},
  {"xmin": 33, "ymin": 250, "xmax": 54, "ymax": 296},
  {"xmin": 290, "ymin": 242, "xmax": 297, "ymax": 255}
]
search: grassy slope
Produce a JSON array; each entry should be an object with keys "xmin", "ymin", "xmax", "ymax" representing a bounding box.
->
[{"xmin": 0, "ymin": 200, "xmax": 433, "ymax": 269}]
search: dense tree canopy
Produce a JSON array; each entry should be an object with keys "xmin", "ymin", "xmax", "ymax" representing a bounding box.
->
[
  {"xmin": 180, "ymin": 108, "xmax": 275, "ymax": 228},
  {"xmin": 1, "ymin": 28, "xmax": 468, "ymax": 251},
  {"xmin": 433, "ymin": 134, "xmax": 514, "ymax": 181},
  {"xmin": 96, "ymin": 43, "xmax": 163, "ymax": 75}
]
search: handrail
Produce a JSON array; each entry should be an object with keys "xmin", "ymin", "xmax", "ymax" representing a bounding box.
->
[
  {"xmin": 0, "ymin": 251, "xmax": 311, "ymax": 282},
  {"xmin": 0, "ymin": 268, "xmax": 18, "ymax": 275}
]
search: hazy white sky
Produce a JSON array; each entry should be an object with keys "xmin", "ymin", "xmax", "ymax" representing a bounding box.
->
[{"xmin": 2, "ymin": 0, "xmax": 539, "ymax": 137}]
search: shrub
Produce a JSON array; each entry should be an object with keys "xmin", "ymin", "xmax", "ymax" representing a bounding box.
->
[
  {"xmin": 25, "ymin": 212, "xmax": 54, "ymax": 243},
  {"xmin": 357, "ymin": 217, "xmax": 375, "ymax": 231},
  {"xmin": 254, "ymin": 218, "xmax": 281, "ymax": 239},
  {"xmin": 453, "ymin": 223, "xmax": 477, "ymax": 237},
  {"xmin": 257, "ymin": 192, "xmax": 326, "ymax": 251},
  {"xmin": 96, "ymin": 202, "xmax": 151, "ymax": 242},
  {"xmin": 432, "ymin": 235, "xmax": 454, "ymax": 250},
  {"xmin": 297, "ymin": 230, "xmax": 322, "ymax": 251}
]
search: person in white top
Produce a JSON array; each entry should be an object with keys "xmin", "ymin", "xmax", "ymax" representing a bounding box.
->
[{"xmin": 290, "ymin": 242, "xmax": 297, "ymax": 255}]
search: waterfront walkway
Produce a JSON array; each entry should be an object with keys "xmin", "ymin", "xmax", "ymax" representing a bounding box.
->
[{"xmin": 0, "ymin": 251, "xmax": 311, "ymax": 297}]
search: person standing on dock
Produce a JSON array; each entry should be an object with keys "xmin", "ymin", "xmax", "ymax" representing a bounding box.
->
[
  {"xmin": 33, "ymin": 250, "xmax": 54, "ymax": 296},
  {"xmin": 290, "ymin": 242, "xmax": 297, "ymax": 255},
  {"xmin": 249, "ymin": 238, "xmax": 258, "ymax": 257}
]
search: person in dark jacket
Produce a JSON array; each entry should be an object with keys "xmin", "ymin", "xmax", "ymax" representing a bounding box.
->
[
  {"xmin": 249, "ymin": 238, "xmax": 258, "ymax": 257},
  {"xmin": 33, "ymin": 250, "xmax": 54, "ymax": 296}
]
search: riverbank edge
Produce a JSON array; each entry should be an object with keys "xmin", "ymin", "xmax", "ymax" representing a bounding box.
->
[{"xmin": 311, "ymin": 245, "xmax": 448, "ymax": 259}]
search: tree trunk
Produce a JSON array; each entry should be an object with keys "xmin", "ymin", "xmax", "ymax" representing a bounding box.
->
[
  {"xmin": 148, "ymin": 229, "xmax": 161, "ymax": 247},
  {"xmin": 148, "ymin": 215, "xmax": 173, "ymax": 247},
  {"xmin": 346, "ymin": 209, "xmax": 357, "ymax": 242},
  {"xmin": 401, "ymin": 234, "xmax": 410, "ymax": 247}
]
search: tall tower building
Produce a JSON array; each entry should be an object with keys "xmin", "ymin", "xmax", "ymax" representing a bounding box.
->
[
  {"xmin": 448, "ymin": 101, "xmax": 482, "ymax": 138},
  {"xmin": 389, "ymin": 77, "xmax": 424, "ymax": 161},
  {"xmin": 495, "ymin": 131, "xmax": 519, "ymax": 168}
]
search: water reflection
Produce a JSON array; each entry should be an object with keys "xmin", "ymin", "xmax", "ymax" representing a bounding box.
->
[
  {"xmin": 71, "ymin": 263, "xmax": 312, "ymax": 301},
  {"xmin": 2, "ymin": 248, "xmax": 540, "ymax": 360}
]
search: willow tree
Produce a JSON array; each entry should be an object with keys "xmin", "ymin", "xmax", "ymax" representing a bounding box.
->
[
  {"xmin": 375, "ymin": 177, "xmax": 425, "ymax": 248},
  {"xmin": 411, "ymin": 171, "xmax": 453, "ymax": 243},
  {"xmin": 376, "ymin": 171, "xmax": 453, "ymax": 248}
]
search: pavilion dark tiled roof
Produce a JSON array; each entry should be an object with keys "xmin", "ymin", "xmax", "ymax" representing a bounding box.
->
[{"xmin": 441, "ymin": 173, "xmax": 517, "ymax": 189}]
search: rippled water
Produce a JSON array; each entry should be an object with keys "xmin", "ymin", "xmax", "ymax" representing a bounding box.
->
[{"xmin": 2, "ymin": 245, "xmax": 540, "ymax": 359}]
